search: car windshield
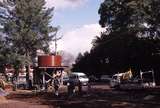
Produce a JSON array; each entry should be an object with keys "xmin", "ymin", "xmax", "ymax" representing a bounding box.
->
[
  {"xmin": 112, "ymin": 76, "xmax": 117, "ymax": 79},
  {"xmin": 19, "ymin": 76, "xmax": 26, "ymax": 79},
  {"xmin": 79, "ymin": 75, "xmax": 87, "ymax": 79},
  {"xmin": 69, "ymin": 75, "xmax": 77, "ymax": 79},
  {"xmin": 63, "ymin": 77, "xmax": 68, "ymax": 79}
]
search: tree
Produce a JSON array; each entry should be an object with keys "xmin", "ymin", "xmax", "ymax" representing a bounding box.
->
[
  {"xmin": 99, "ymin": 1, "xmax": 160, "ymax": 61},
  {"xmin": 99, "ymin": 0, "xmax": 160, "ymax": 38},
  {"xmin": 0, "ymin": 0, "xmax": 57, "ymax": 87},
  {"xmin": 96, "ymin": 0, "xmax": 160, "ymax": 76},
  {"xmin": 0, "ymin": 35, "xmax": 8, "ymax": 80},
  {"xmin": 0, "ymin": 36, "xmax": 25, "ymax": 85},
  {"xmin": 72, "ymin": 0, "xmax": 160, "ymax": 80}
]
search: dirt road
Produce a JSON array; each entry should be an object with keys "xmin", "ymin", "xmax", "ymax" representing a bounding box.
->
[{"xmin": 1, "ymin": 83, "xmax": 160, "ymax": 108}]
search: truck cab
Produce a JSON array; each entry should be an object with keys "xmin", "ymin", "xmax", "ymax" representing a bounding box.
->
[{"xmin": 110, "ymin": 73, "xmax": 123, "ymax": 88}]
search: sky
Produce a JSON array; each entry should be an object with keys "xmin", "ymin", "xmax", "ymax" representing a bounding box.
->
[{"xmin": 45, "ymin": 0, "xmax": 105, "ymax": 57}]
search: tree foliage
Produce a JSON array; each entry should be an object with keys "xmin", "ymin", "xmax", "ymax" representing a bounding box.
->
[
  {"xmin": 99, "ymin": 0, "xmax": 160, "ymax": 38},
  {"xmin": 2, "ymin": 0, "xmax": 57, "ymax": 56},
  {"xmin": 0, "ymin": 0, "xmax": 57, "ymax": 65},
  {"xmin": 0, "ymin": 0, "xmax": 57, "ymax": 85},
  {"xmin": 72, "ymin": 0, "xmax": 160, "ymax": 84}
]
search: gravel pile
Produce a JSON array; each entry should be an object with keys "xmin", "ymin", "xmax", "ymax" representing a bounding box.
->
[{"xmin": 0, "ymin": 88, "xmax": 8, "ymax": 96}]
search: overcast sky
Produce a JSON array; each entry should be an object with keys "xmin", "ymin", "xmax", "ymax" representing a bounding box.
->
[{"xmin": 46, "ymin": 0, "xmax": 105, "ymax": 57}]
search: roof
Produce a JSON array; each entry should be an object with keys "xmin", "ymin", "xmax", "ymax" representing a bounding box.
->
[
  {"xmin": 113, "ymin": 73, "xmax": 124, "ymax": 77},
  {"xmin": 38, "ymin": 66, "xmax": 68, "ymax": 69},
  {"xmin": 71, "ymin": 72, "xmax": 86, "ymax": 76}
]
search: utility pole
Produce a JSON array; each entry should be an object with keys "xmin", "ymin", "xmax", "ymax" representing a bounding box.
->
[
  {"xmin": 54, "ymin": 26, "xmax": 61, "ymax": 55},
  {"xmin": 55, "ymin": 30, "xmax": 58, "ymax": 55}
]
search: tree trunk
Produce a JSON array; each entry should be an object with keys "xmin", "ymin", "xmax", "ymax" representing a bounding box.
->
[
  {"xmin": 25, "ymin": 51, "xmax": 31, "ymax": 89},
  {"xmin": 26, "ymin": 64, "xmax": 30, "ymax": 89},
  {"xmin": 2, "ymin": 67, "xmax": 9, "ymax": 82},
  {"xmin": 12, "ymin": 70, "xmax": 18, "ymax": 91}
]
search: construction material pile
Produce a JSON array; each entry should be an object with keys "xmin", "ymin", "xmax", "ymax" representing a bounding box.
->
[{"xmin": 0, "ymin": 88, "xmax": 8, "ymax": 96}]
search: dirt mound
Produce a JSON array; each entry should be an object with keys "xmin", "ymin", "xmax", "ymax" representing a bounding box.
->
[
  {"xmin": 0, "ymin": 96, "xmax": 7, "ymax": 104},
  {"xmin": 0, "ymin": 88, "xmax": 8, "ymax": 96},
  {"xmin": 0, "ymin": 96, "xmax": 6, "ymax": 101}
]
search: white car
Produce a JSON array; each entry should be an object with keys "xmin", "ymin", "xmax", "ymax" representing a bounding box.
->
[{"xmin": 68, "ymin": 72, "xmax": 89, "ymax": 86}]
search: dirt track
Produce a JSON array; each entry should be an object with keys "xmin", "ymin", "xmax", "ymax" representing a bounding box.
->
[{"xmin": 1, "ymin": 83, "xmax": 160, "ymax": 108}]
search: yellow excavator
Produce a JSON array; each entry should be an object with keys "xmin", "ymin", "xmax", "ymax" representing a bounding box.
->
[
  {"xmin": 110, "ymin": 68, "xmax": 133, "ymax": 88},
  {"xmin": 122, "ymin": 68, "xmax": 133, "ymax": 80}
]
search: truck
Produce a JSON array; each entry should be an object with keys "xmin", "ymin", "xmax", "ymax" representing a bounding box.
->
[{"xmin": 110, "ymin": 69, "xmax": 156, "ymax": 89}]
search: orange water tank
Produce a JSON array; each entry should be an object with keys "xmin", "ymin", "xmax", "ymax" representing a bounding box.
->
[{"xmin": 38, "ymin": 55, "xmax": 62, "ymax": 67}]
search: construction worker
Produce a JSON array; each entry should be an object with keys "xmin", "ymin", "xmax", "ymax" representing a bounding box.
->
[
  {"xmin": 53, "ymin": 76, "xmax": 60, "ymax": 96},
  {"xmin": 67, "ymin": 80, "xmax": 75, "ymax": 97},
  {"xmin": 0, "ymin": 79, "xmax": 5, "ymax": 90}
]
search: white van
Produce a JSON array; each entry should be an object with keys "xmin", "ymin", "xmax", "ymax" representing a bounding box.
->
[{"xmin": 68, "ymin": 72, "xmax": 89, "ymax": 86}]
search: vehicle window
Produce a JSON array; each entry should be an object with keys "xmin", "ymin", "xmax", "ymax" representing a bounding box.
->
[
  {"xmin": 63, "ymin": 77, "xmax": 68, "ymax": 79},
  {"xmin": 79, "ymin": 75, "xmax": 87, "ymax": 78},
  {"xmin": 112, "ymin": 76, "xmax": 117, "ymax": 79},
  {"xmin": 69, "ymin": 75, "xmax": 77, "ymax": 79},
  {"xmin": 63, "ymin": 77, "xmax": 68, "ymax": 80},
  {"xmin": 19, "ymin": 76, "xmax": 26, "ymax": 79}
]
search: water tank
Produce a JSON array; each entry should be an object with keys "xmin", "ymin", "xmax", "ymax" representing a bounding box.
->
[{"xmin": 38, "ymin": 55, "xmax": 62, "ymax": 67}]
